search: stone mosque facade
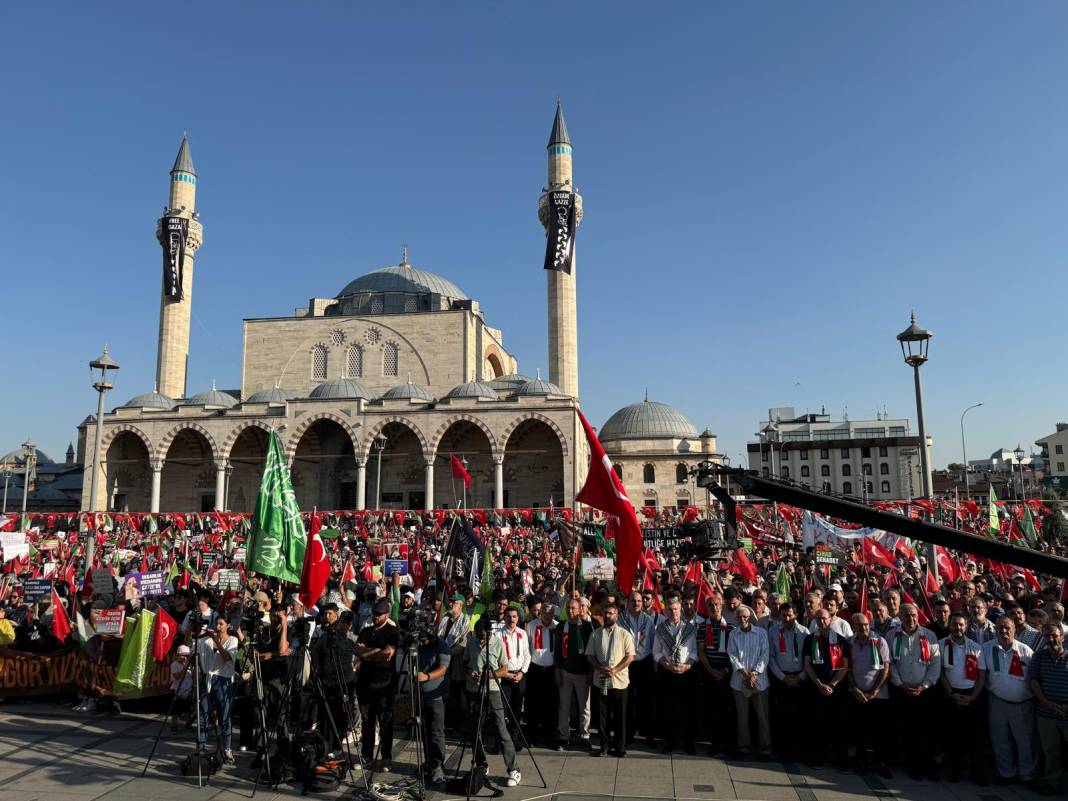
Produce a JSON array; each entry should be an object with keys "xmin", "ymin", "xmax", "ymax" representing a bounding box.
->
[{"xmin": 79, "ymin": 106, "xmax": 721, "ymax": 515}]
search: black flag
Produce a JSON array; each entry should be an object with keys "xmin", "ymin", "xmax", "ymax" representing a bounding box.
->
[
  {"xmin": 161, "ymin": 216, "xmax": 188, "ymax": 299},
  {"xmin": 543, "ymin": 191, "xmax": 576, "ymax": 274}
]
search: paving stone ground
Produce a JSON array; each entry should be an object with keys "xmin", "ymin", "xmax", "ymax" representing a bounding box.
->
[{"xmin": 0, "ymin": 703, "xmax": 1051, "ymax": 801}]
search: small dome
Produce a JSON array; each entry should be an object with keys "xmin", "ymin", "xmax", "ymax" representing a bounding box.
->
[
  {"xmin": 599, "ymin": 399, "xmax": 699, "ymax": 442},
  {"xmin": 337, "ymin": 263, "xmax": 467, "ymax": 301},
  {"xmin": 121, "ymin": 391, "xmax": 177, "ymax": 411},
  {"xmin": 379, "ymin": 380, "xmax": 435, "ymax": 402},
  {"xmin": 701, "ymin": 428, "xmax": 715, "ymax": 438},
  {"xmin": 186, "ymin": 385, "xmax": 239, "ymax": 408},
  {"xmin": 515, "ymin": 377, "xmax": 564, "ymax": 396},
  {"xmin": 487, "ymin": 373, "xmax": 531, "ymax": 393},
  {"xmin": 309, "ymin": 377, "xmax": 372, "ymax": 400},
  {"xmin": 445, "ymin": 381, "xmax": 499, "ymax": 401},
  {"xmin": 246, "ymin": 386, "xmax": 295, "ymax": 404},
  {"xmin": 0, "ymin": 447, "xmax": 53, "ymax": 466}
]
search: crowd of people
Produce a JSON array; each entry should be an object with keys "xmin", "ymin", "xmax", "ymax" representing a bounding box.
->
[{"xmin": 1, "ymin": 502, "xmax": 1067, "ymax": 795}]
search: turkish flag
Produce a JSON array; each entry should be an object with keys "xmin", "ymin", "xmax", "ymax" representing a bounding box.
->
[
  {"xmin": 50, "ymin": 588, "xmax": 71, "ymax": 642},
  {"xmin": 575, "ymin": 410, "xmax": 643, "ymax": 595},
  {"xmin": 934, "ymin": 546, "xmax": 958, "ymax": 584},
  {"xmin": 451, "ymin": 454, "xmax": 471, "ymax": 488},
  {"xmin": 340, "ymin": 558, "xmax": 356, "ymax": 586},
  {"xmin": 153, "ymin": 607, "xmax": 177, "ymax": 661},
  {"xmin": 410, "ymin": 553, "xmax": 426, "ymax": 589},
  {"xmin": 299, "ymin": 527, "xmax": 330, "ymax": 609},
  {"xmin": 861, "ymin": 537, "xmax": 897, "ymax": 570},
  {"xmin": 729, "ymin": 548, "xmax": 759, "ymax": 585}
]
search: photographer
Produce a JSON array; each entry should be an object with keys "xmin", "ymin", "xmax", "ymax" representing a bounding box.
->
[
  {"xmin": 311, "ymin": 603, "xmax": 357, "ymax": 754},
  {"xmin": 195, "ymin": 616, "xmax": 239, "ymax": 763},
  {"xmin": 182, "ymin": 589, "xmax": 220, "ymax": 641},
  {"xmin": 416, "ymin": 627, "xmax": 451, "ymax": 786},
  {"xmin": 437, "ymin": 592, "xmax": 471, "ymax": 731},
  {"xmin": 463, "ymin": 616, "xmax": 521, "ymax": 788},
  {"xmin": 236, "ymin": 591, "xmax": 289, "ymax": 756},
  {"xmin": 354, "ymin": 597, "xmax": 399, "ymax": 771}
]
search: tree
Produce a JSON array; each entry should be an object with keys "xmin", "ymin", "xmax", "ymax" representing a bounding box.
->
[
  {"xmin": 1042, "ymin": 507, "xmax": 1068, "ymax": 544},
  {"xmin": 947, "ymin": 463, "xmax": 967, "ymax": 481}
]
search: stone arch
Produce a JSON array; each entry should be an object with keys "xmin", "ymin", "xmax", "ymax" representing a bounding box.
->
[
  {"xmin": 100, "ymin": 424, "xmax": 156, "ymax": 464},
  {"xmin": 158, "ymin": 422, "xmax": 220, "ymax": 464},
  {"xmin": 429, "ymin": 414, "xmax": 500, "ymax": 459},
  {"xmin": 365, "ymin": 416, "xmax": 428, "ymax": 459},
  {"xmin": 102, "ymin": 428, "xmax": 152, "ymax": 512},
  {"xmin": 222, "ymin": 420, "xmax": 275, "ymax": 461},
  {"xmin": 290, "ymin": 416, "xmax": 359, "ymax": 510},
  {"xmin": 286, "ymin": 412, "xmax": 361, "ymax": 461},
  {"xmin": 501, "ymin": 416, "xmax": 566, "ymax": 509},
  {"xmin": 483, "ymin": 345, "xmax": 506, "ymax": 379},
  {"xmin": 499, "ymin": 413, "xmax": 569, "ymax": 458}
]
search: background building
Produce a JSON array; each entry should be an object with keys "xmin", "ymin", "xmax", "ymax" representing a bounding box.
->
[
  {"xmin": 746, "ymin": 407, "xmax": 923, "ymax": 501},
  {"xmin": 1036, "ymin": 423, "xmax": 1068, "ymax": 493}
]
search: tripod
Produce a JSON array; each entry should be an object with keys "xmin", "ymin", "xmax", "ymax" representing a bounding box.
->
[
  {"xmin": 232, "ymin": 627, "xmax": 278, "ymax": 797},
  {"xmin": 370, "ymin": 639, "xmax": 428, "ymax": 801},
  {"xmin": 450, "ymin": 631, "xmax": 545, "ymax": 800}
]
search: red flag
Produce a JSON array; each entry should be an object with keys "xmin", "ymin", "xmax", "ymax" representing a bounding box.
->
[
  {"xmin": 934, "ymin": 546, "xmax": 958, "ymax": 584},
  {"xmin": 153, "ymin": 607, "xmax": 177, "ymax": 661},
  {"xmin": 574, "ymin": 410, "xmax": 643, "ymax": 595},
  {"xmin": 901, "ymin": 589, "xmax": 930, "ymax": 626},
  {"xmin": 451, "ymin": 454, "xmax": 471, "ymax": 489},
  {"xmin": 362, "ymin": 558, "xmax": 374, "ymax": 582},
  {"xmin": 51, "ymin": 588, "xmax": 71, "ymax": 642},
  {"xmin": 924, "ymin": 568, "xmax": 940, "ymax": 596},
  {"xmin": 340, "ymin": 558, "xmax": 356, "ymax": 586},
  {"xmin": 729, "ymin": 548, "xmax": 759, "ymax": 585},
  {"xmin": 299, "ymin": 526, "xmax": 330, "ymax": 609},
  {"xmin": 410, "ymin": 552, "xmax": 427, "ymax": 590},
  {"xmin": 861, "ymin": 537, "xmax": 897, "ymax": 570}
]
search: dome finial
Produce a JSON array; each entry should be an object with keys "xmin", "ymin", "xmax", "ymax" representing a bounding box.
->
[
  {"xmin": 644, "ymin": 388, "xmax": 649, "ymax": 402},
  {"xmin": 211, "ymin": 379, "xmax": 216, "ymax": 391},
  {"xmin": 401, "ymin": 245, "xmax": 409, "ymax": 266},
  {"xmin": 536, "ymin": 367, "xmax": 542, "ymax": 380}
]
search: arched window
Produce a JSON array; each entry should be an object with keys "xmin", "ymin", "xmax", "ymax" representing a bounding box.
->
[
  {"xmin": 643, "ymin": 464, "xmax": 656, "ymax": 483},
  {"xmin": 675, "ymin": 463, "xmax": 688, "ymax": 483},
  {"xmin": 843, "ymin": 481, "xmax": 853, "ymax": 495},
  {"xmin": 613, "ymin": 464, "xmax": 623, "ymax": 480},
  {"xmin": 382, "ymin": 342, "xmax": 399, "ymax": 377},
  {"xmin": 880, "ymin": 463, "xmax": 889, "ymax": 475},
  {"xmin": 345, "ymin": 345, "xmax": 363, "ymax": 378},
  {"xmin": 821, "ymin": 465, "xmax": 830, "ymax": 477},
  {"xmin": 842, "ymin": 464, "xmax": 852, "ymax": 476},
  {"xmin": 311, "ymin": 345, "xmax": 327, "ymax": 380},
  {"xmin": 862, "ymin": 463, "xmax": 873, "ymax": 476},
  {"xmin": 801, "ymin": 465, "xmax": 810, "ymax": 478},
  {"xmin": 881, "ymin": 480, "xmax": 891, "ymax": 493}
]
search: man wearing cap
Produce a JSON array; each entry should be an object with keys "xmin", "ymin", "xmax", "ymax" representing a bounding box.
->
[
  {"xmin": 354, "ymin": 597, "xmax": 400, "ymax": 771},
  {"xmin": 437, "ymin": 592, "xmax": 471, "ymax": 732},
  {"xmin": 464, "ymin": 616, "xmax": 522, "ymax": 788},
  {"xmin": 416, "ymin": 612, "xmax": 452, "ymax": 786}
]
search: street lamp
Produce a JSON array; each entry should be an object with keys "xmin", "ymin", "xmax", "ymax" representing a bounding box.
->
[
  {"xmin": 224, "ymin": 462, "xmax": 234, "ymax": 512},
  {"xmin": 461, "ymin": 456, "xmax": 469, "ymax": 509},
  {"xmin": 960, "ymin": 402, "xmax": 983, "ymax": 499},
  {"xmin": 86, "ymin": 345, "xmax": 119, "ymax": 566},
  {"xmin": 1, "ymin": 461, "xmax": 13, "ymax": 514},
  {"xmin": 896, "ymin": 312, "xmax": 933, "ymax": 499},
  {"xmin": 372, "ymin": 433, "xmax": 388, "ymax": 510},
  {"xmin": 20, "ymin": 438, "xmax": 36, "ymax": 528},
  {"xmin": 1013, "ymin": 443, "xmax": 1026, "ymax": 501}
]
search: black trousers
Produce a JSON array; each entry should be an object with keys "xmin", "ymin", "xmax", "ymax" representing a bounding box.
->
[
  {"xmin": 770, "ymin": 676, "xmax": 806, "ymax": 757},
  {"xmin": 805, "ymin": 684, "xmax": 846, "ymax": 763},
  {"xmin": 421, "ymin": 695, "xmax": 446, "ymax": 772},
  {"xmin": 700, "ymin": 670, "xmax": 736, "ymax": 755},
  {"xmin": 891, "ymin": 687, "xmax": 935, "ymax": 772},
  {"xmin": 626, "ymin": 657, "xmax": 655, "ymax": 741},
  {"xmin": 657, "ymin": 668, "xmax": 697, "ymax": 748},
  {"xmin": 445, "ymin": 677, "xmax": 465, "ymax": 731},
  {"xmin": 846, "ymin": 695, "xmax": 891, "ymax": 759},
  {"xmin": 595, "ymin": 686, "xmax": 628, "ymax": 753},
  {"xmin": 524, "ymin": 664, "xmax": 558, "ymax": 743},
  {"xmin": 499, "ymin": 676, "xmax": 526, "ymax": 732},
  {"xmin": 940, "ymin": 687, "xmax": 984, "ymax": 768},
  {"xmin": 357, "ymin": 685, "xmax": 396, "ymax": 761},
  {"xmin": 318, "ymin": 683, "xmax": 352, "ymax": 752}
]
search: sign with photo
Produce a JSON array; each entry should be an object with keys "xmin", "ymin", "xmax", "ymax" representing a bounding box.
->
[
  {"xmin": 138, "ymin": 571, "xmax": 166, "ymax": 597},
  {"xmin": 216, "ymin": 569, "xmax": 241, "ymax": 590},
  {"xmin": 581, "ymin": 557, "xmax": 615, "ymax": 582}
]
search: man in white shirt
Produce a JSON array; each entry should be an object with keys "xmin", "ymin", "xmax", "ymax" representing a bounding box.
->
[
  {"xmin": 983, "ymin": 616, "xmax": 1040, "ymax": 786},
  {"xmin": 888, "ymin": 604, "xmax": 941, "ymax": 781},
  {"xmin": 727, "ymin": 605, "xmax": 771, "ymax": 758},
  {"xmin": 653, "ymin": 596, "xmax": 698, "ymax": 754},
  {"xmin": 938, "ymin": 611, "xmax": 987, "ymax": 785},
  {"xmin": 586, "ymin": 603, "xmax": 636, "ymax": 757},
  {"xmin": 524, "ymin": 600, "xmax": 557, "ymax": 746},
  {"xmin": 498, "ymin": 607, "xmax": 530, "ymax": 736},
  {"xmin": 195, "ymin": 616, "xmax": 238, "ymax": 762}
]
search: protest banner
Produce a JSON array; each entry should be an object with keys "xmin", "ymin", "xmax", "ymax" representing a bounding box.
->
[
  {"xmin": 91, "ymin": 568, "xmax": 116, "ymax": 605},
  {"xmin": 384, "ymin": 559, "xmax": 408, "ymax": 577},
  {"xmin": 581, "ymin": 557, "xmax": 615, "ymax": 581},
  {"xmin": 24, "ymin": 579, "xmax": 52, "ymax": 603},
  {"xmin": 95, "ymin": 608, "xmax": 126, "ymax": 636},
  {"xmin": 216, "ymin": 568, "xmax": 241, "ymax": 590},
  {"xmin": 0, "ymin": 531, "xmax": 28, "ymax": 561},
  {"xmin": 0, "ymin": 645, "xmax": 171, "ymax": 699},
  {"xmin": 138, "ymin": 570, "xmax": 166, "ymax": 597}
]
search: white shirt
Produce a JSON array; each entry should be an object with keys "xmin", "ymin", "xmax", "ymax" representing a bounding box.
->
[
  {"xmin": 982, "ymin": 639, "xmax": 1034, "ymax": 703},
  {"xmin": 940, "ymin": 636, "xmax": 985, "ymax": 690},
  {"xmin": 809, "ymin": 615, "xmax": 853, "ymax": 639},
  {"xmin": 195, "ymin": 633, "xmax": 238, "ymax": 687},
  {"xmin": 727, "ymin": 625, "xmax": 770, "ymax": 692},
  {"xmin": 500, "ymin": 626, "xmax": 531, "ymax": 673},
  {"xmin": 525, "ymin": 619, "xmax": 556, "ymax": 668}
]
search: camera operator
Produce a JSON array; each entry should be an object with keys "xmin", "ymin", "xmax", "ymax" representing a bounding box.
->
[
  {"xmin": 416, "ymin": 627, "xmax": 451, "ymax": 786},
  {"xmin": 195, "ymin": 616, "xmax": 239, "ymax": 763},
  {"xmin": 354, "ymin": 597, "xmax": 399, "ymax": 771},
  {"xmin": 311, "ymin": 602, "xmax": 357, "ymax": 754},
  {"xmin": 236, "ymin": 591, "xmax": 289, "ymax": 756},
  {"xmin": 463, "ymin": 617, "xmax": 521, "ymax": 788},
  {"xmin": 182, "ymin": 589, "xmax": 220, "ymax": 641},
  {"xmin": 437, "ymin": 592, "xmax": 471, "ymax": 731}
]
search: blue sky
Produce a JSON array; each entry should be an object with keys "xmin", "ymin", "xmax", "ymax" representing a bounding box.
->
[{"xmin": 2, "ymin": 2, "xmax": 1066, "ymax": 469}]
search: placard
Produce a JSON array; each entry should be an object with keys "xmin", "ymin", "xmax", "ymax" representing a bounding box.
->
[
  {"xmin": 139, "ymin": 570, "xmax": 166, "ymax": 597},
  {"xmin": 581, "ymin": 557, "xmax": 615, "ymax": 582},
  {"xmin": 232, "ymin": 546, "xmax": 246, "ymax": 562},
  {"xmin": 24, "ymin": 578, "xmax": 52, "ymax": 603},
  {"xmin": 216, "ymin": 569, "xmax": 241, "ymax": 590},
  {"xmin": 642, "ymin": 526, "xmax": 685, "ymax": 550},
  {"xmin": 1, "ymin": 531, "xmax": 28, "ymax": 561},
  {"xmin": 740, "ymin": 537, "xmax": 754, "ymax": 552},
  {"xmin": 814, "ymin": 545, "xmax": 839, "ymax": 566},
  {"xmin": 95, "ymin": 608, "xmax": 126, "ymax": 636},
  {"xmin": 92, "ymin": 568, "xmax": 117, "ymax": 605},
  {"xmin": 384, "ymin": 559, "xmax": 408, "ymax": 577}
]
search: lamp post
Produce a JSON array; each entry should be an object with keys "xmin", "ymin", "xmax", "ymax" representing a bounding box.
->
[
  {"xmin": 1013, "ymin": 444, "xmax": 1026, "ymax": 501},
  {"xmin": 461, "ymin": 456, "xmax": 469, "ymax": 509},
  {"xmin": 1, "ymin": 461, "xmax": 12, "ymax": 514},
  {"xmin": 86, "ymin": 345, "xmax": 119, "ymax": 566},
  {"xmin": 223, "ymin": 462, "xmax": 234, "ymax": 512},
  {"xmin": 896, "ymin": 313, "xmax": 934, "ymax": 499},
  {"xmin": 20, "ymin": 439, "xmax": 36, "ymax": 528},
  {"xmin": 960, "ymin": 402, "xmax": 983, "ymax": 500},
  {"xmin": 372, "ymin": 433, "xmax": 388, "ymax": 510}
]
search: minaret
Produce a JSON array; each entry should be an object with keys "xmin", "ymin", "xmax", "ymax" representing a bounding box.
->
[
  {"xmin": 155, "ymin": 134, "xmax": 203, "ymax": 399},
  {"xmin": 538, "ymin": 102, "xmax": 582, "ymax": 397}
]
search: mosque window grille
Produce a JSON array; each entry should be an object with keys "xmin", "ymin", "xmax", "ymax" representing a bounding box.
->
[
  {"xmin": 311, "ymin": 344, "xmax": 328, "ymax": 380},
  {"xmin": 329, "ymin": 329, "xmax": 346, "ymax": 347},
  {"xmin": 345, "ymin": 345, "xmax": 363, "ymax": 378},
  {"xmin": 370, "ymin": 296, "xmax": 384, "ymax": 314},
  {"xmin": 365, "ymin": 327, "xmax": 380, "ymax": 345},
  {"xmin": 382, "ymin": 342, "xmax": 399, "ymax": 377},
  {"xmin": 403, "ymin": 295, "xmax": 418, "ymax": 313}
]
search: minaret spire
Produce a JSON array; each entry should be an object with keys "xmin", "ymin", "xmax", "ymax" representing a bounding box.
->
[
  {"xmin": 548, "ymin": 101, "xmax": 571, "ymax": 148},
  {"xmin": 171, "ymin": 132, "xmax": 197, "ymax": 176}
]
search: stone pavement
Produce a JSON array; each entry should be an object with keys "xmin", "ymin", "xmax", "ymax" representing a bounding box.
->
[{"xmin": 0, "ymin": 703, "xmax": 1053, "ymax": 801}]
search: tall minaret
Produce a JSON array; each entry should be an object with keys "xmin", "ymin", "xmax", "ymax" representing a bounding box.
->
[
  {"xmin": 538, "ymin": 102, "xmax": 582, "ymax": 398},
  {"xmin": 155, "ymin": 134, "xmax": 203, "ymax": 399}
]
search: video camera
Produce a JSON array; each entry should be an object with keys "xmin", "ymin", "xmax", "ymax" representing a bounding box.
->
[
  {"xmin": 399, "ymin": 607, "xmax": 438, "ymax": 651},
  {"xmin": 240, "ymin": 601, "xmax": 270, "ymax": 639}
]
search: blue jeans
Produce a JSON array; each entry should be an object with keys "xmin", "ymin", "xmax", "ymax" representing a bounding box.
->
[{"xmin": 198, "ymin": 677, "xmax": 234, "ymax": 752}]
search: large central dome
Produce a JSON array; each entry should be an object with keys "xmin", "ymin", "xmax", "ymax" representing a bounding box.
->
[
  {"xmin": 337, "ymin": 263, "xmax": 467, "ymax": 301},
  {"xmin": 599, "ymin": 398, "xmax": 699, "ymax": 442}
]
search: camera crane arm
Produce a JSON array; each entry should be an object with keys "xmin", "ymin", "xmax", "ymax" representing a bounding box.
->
[{"xmin": 702, "ymin": 465, "xmax": 1068, "ymax": 579}]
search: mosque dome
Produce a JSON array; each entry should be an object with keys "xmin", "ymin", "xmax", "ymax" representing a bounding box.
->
[
  {"xmin": 0, "ymin": 447, "xmax": 53, "ymax": 466},
  {"xmin": 121, "ymin": 391, "xmax": 177, "ymax": 411},
  {"xmin": 487, "ymin": 373, "xmax": 531, "ymax": 393},
  {"xmin": 246, "ymin": 386, "xmax": 296, "ymax": 404},
  {"xmin": 445, "ymin": 381, "xmax": 499, "ymax": 401},
  {"xmin": 337, "ymin": 261, "xmax": 467, "ymax": 302},
  {"xmin": 599, "ymin": 398, "xmax": 699, "ymax": 442},
  {"xmin": 309, "ymin": 377, "xmax": 373, "ymax": 400},
  {"xmin": 186, "ymin": 384, "xmax": 239, "ymax": 408},
  {"xmin": 514, "ymin": 377, "xmax": 564, "ymax": 397},
  {"xmin": 379, "ymin": 380, "xmax": 435, "ymax": 402}
]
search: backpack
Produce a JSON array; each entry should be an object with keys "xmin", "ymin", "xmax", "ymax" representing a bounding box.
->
[{"xmin": 180, "ymin": 751, "xmax": 219, "ymax": 778}]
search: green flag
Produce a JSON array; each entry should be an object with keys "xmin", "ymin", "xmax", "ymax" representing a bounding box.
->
[
  {"xmin": 165, "ymin": 559, "xmax": 179, "ymax": 587},
  {"xmin": 988, "ymin": 487, "xmax": 1000, "ymax": 538},
  {"xmin": 774, "ymin": 562, "xmax": 791, "ymax": 599},
  {"xmin": 114, "ymin": 610, "xmax": 155, "ymax": 695},
  {"xmin": 1021, "ymin": 505, "xmax": 1039, "ymax": 547},
  {"xmin": 479, "ymin": 545, "xmax": 494, "ymax": 603},
  {"xmin": 245, "ymin": 430, "xmax": 307, "ymax": 584}
]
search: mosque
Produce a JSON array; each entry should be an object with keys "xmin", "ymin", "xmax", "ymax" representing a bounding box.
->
[{"xmin": 78, "ymin": 105, "xmax": 721, "ymax": 515}]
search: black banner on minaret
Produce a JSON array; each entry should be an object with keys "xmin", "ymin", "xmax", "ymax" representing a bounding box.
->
[
  {"xmin": 543, "ymin": 191, "xmax": 576, "ymax": 274},
  {"xmin": 161, "ymin": 216, "xmax": 188, "ymax": 300}
]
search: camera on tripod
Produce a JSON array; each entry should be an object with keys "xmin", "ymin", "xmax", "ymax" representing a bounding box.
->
[
  {"xmin": 240, "ymin": 601, "xmax": 269, "ymax": 638},
  {"xmin": 399, "ymin": 608, "xmax": 437, "ymax": 652}
]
